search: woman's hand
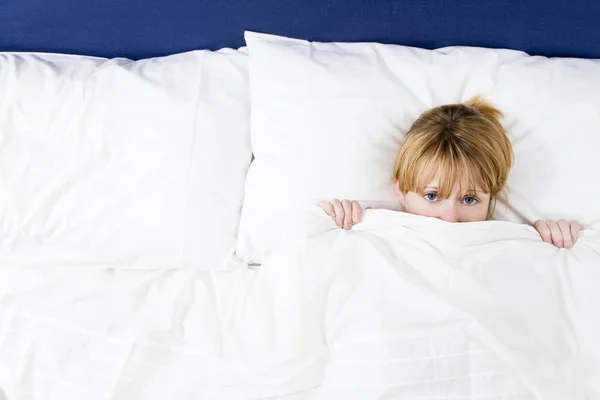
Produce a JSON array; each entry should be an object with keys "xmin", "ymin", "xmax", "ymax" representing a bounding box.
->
[
  {"xmin": 533, "ymin": 219, "xmax": 582, "ymax": 249},
  {"xmin": 319, "ymin": 199, "xmax": 364, "ymax": 230}
]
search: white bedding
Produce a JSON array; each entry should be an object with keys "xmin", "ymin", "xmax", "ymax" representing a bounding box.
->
[
  {"xmin": 0, "ymin": 50, "xmax": 251, "ymax": 270},
  {"xmin": 0, "ymin": 261, "xmax": 249, "ymax": 399},
  {"xmin": 1, "ymin": 211, "xmax": 600, "ymax": 399},
  {"xmin": 237, "ymin": 31, "xmax": 600, "ymax": 264}
]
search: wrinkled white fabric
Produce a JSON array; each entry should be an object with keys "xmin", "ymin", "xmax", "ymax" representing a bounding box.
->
[
  {"xmin": 230, "ymin": 210, "xmax": 600, "ymax": 399},
  {"xmin": 1, "ymin": 210, "xmax": 599, "ymax": 399},
  {"xmin": 0, "ymin": 259, "xmax": 252, "ymax": 400}
]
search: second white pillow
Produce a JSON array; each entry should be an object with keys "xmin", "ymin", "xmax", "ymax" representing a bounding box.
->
[{"xmin": 237, "ymin": 31, "xmax": 600, "ymax": 263}]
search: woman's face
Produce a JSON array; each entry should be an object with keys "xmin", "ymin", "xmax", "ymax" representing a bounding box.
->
[{"xmin": 396, "ymin": 178, "xmax": 491, "ymax": 223}]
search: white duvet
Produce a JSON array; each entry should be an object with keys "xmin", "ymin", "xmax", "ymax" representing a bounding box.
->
[{"xmin": 1, "ymin": 210, "xmax": 600, "ymax": 399}]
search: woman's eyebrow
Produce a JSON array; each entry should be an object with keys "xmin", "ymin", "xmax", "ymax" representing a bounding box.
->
[
  {"xmin": 424, "ymin": 186, "xmax": 438, "ymax": 190},
  {"xmin": 464, "ymin": 190, "xmax": 485, "ymax": 196}
]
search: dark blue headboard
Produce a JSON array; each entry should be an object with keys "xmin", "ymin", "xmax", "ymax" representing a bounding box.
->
[{"xmin": 2, "ymin": 0, "xmax": 600, "ymax": 60}]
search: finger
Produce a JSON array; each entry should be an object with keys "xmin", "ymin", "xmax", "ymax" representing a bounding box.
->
[
  {"xmin": 351, "ymin": 201, "xmax": 363, "ymax": 223},
  {"xmin": 318, "ymin": 201, "xmax": 335, "ymax": 218},
  {"xmin": 546, "ymin": 220, "xmax": 563, "ymax": 248},
  {"xmin": 341, "ymin": 200, "xmax": 353, "ymax": 229},
  {"xmin": 557, "ymin": 220, "xmax": 572, "ymax": 249},
  {"xmin": 570, "ymin": 222, "xmax": 582, "ymax": 245},
  {"xmin": 331, "ymin": 199, "xmax": 344, "ymax": 228},
  {"xmin": 534, "ymin": 220, "xmax": 552, "ymax": 244}
]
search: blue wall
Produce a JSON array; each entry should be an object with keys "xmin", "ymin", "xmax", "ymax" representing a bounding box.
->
[{"xmin": 1, "ymin": 0, "xmax": 600, "ymax": 59}]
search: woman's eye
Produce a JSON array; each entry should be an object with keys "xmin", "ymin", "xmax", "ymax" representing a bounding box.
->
[
  {"xmin": 424, "ymin": 193, "xmax": 439, "ymax": 201},
  {"xmin": 462, "ymin": 196, "xmax": 479, "ymax": 205}
]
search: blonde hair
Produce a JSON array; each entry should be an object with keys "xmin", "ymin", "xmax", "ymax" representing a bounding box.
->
[{"xmin": 393, "ymin": 96, "xmax": 513, "ymax": 219}]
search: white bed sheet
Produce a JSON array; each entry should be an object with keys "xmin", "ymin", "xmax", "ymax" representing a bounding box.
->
[
  {"xmin": 0, "ymin": 260, "xmax": 252, "ymax": 400},
  {"xmin": 1, "ymin": 211, "xmax": 600, "ymax": 400},
  {"xmin": 226, "ymin": 211, "xmax": 600, "ymax": 399}
]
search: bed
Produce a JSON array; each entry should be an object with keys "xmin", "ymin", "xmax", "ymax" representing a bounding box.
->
[{"xmin": 2, "ymin": 1, "xmax": 600, "ymax": 399}]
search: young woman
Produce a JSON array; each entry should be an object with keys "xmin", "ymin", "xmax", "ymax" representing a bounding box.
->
[{"xmin": 319, "ymin": 97, "xmax": 582, "ymax": 249}]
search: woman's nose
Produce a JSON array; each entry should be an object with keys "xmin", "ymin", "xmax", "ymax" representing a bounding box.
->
[{"xmin": 438, "ymin": 203, "xmax": 459, "ymax": 223}]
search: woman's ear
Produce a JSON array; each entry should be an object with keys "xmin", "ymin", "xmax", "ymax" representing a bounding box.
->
[{"xmin": 394, "ymin": 181, "xmax": 405, "ymax": 207}]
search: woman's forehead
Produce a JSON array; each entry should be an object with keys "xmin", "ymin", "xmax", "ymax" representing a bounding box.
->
[
  {"xmin": 410, "ymin": 156, "xmax": 492, "ymax": 195},
  {"xmin": 419, "ymin": 172, "xmax": 487, "ymax": 194},
  {"xmin": 422, "ymin": 180, "xmax": 486, "ymax": 194}
]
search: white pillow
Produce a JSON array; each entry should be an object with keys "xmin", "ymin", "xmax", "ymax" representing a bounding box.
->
[
  {"xmin": 0, "ymin": 49, "xmax": 251, "ymax": 269},
  {"xmin": 237, "ymin": 31, "xmax": 600, "ymax": 263}
]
